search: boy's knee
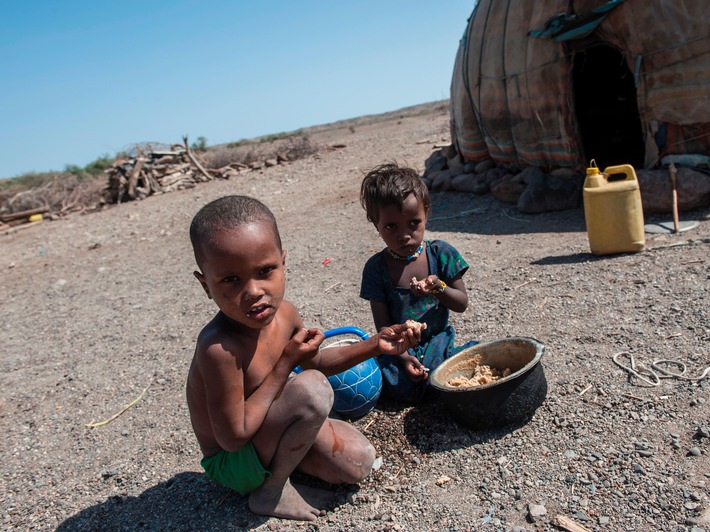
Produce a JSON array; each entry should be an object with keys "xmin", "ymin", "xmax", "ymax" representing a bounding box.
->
[
  {"xmin": 292, "ymin": 370, "xmax": 333, "ymax": 414},
  {"xmin": 341, "ymin": 439, "xmax": 376, "ymax": 484}
]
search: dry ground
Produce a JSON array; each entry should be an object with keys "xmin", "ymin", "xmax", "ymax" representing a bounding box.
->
[{"xmin": 1, "ymin": 103, "xmax": 709, "ymax": 531}]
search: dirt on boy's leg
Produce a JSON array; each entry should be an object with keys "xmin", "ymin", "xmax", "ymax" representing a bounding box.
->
[{"xmin": 249, "ymin": 371, "xmax": 334, "ymax": 521}]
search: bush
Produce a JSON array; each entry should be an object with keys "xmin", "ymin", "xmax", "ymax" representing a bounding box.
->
[
  {"xmin": 201, "ymin": 134, "xmax": 319, "ymax": 169},
  {"xmin": 0, "ymin": 173, "xmax": 106, "ymax": 215},
  {"xmin": 191, "ymin": 136, "xmax": 208, "ymax": 152},
  {"xmin": 84, "ymin": 155, "xmax": 115, "ymax": 176}
]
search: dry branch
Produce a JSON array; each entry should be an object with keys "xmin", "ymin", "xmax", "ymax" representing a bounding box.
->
[
  {"xmin": 183, "ymin": 135, "xmax": 214, "ymax": 181},
  {"xmin": 0, "ymin": 206, "xmax": 49, "ymax": 223}
]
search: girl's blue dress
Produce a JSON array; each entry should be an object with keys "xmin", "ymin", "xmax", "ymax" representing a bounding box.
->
[{"xmin": 360, "ymin": 240, "xmax": 477, "ymax": 403}]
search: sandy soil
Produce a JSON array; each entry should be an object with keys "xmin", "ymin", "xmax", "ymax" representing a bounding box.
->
[{"xmin": 1, "ymin": 103, "xmax": 709, "ymax": 531}]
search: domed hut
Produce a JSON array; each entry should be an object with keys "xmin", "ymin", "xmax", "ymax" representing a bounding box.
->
[{"xmin": 450, "ymin": 0, "xmax": 710, "ymax": 172}]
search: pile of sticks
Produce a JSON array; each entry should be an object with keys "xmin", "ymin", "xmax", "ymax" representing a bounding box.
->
[{"xmin": 105, "ymin": 136, "xmax": 217, "ymax": 204}]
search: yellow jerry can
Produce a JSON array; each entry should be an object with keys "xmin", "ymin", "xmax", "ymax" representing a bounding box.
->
[{"xmin": 583, "ymin": 162, "xmax": 645, "ymax": 255}]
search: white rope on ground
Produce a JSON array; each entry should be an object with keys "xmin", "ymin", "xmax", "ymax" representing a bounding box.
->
[{"xmin": 612, "ymin": 351, "xmax": 710, "ymax": 386}]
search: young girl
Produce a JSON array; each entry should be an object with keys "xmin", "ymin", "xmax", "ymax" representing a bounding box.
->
[{"xmin": 359, "ymin": 162, "xmax": 477, "ymax": 403}]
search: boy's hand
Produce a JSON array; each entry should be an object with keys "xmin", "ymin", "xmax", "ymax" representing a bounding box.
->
[
  {"xmin": 284, "ymin": 328, "xmax": 325, "ymax": 368},
  {"xmin": 410, "ymin": 275, "xmax": 445, "ymax": 296},
  {"xmin": 377, "ymin": 323, "xmax": 421, "ymax": 355}
]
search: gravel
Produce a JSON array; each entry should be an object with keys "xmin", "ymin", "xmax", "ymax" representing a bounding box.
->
[{"xmin": 1, "ymin": 102, "xmax": 709, "ymax": 531}]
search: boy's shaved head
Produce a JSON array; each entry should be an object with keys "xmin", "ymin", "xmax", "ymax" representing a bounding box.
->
[{"xmin": 190, "ymin": 195, "xmax": 282, "ymax": 268}]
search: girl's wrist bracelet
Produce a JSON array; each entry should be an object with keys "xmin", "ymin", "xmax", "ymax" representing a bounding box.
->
[{"xmin": 431, "ymin": 280, "xmax": 447, "ymax": 294}]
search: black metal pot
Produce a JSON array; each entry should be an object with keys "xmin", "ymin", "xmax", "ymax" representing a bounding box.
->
[{"xmin": 430, "ymin": 337, "xmax": 547, "ymax": 429}]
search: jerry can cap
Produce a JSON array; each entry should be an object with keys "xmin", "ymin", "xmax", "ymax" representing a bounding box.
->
[{"xmin": 586, "ymin": 159, "xmax": 600, "ymax": 175}]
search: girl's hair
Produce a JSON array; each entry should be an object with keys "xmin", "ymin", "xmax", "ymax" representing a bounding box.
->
[
  {"xmin": 190, "ymin": 195, "xmax": 281, "ymax": 268},
  {"xmin": 360, "ymin": 163, "xmax": 430, "ymax": 225}
]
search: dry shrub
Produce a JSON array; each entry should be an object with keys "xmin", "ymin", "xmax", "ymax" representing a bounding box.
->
[
  {"xmin": 0, "ymin": 174, "xmax": 106, "ymax": 215},
  {"xmin": 281, "ymin": 136, "xmax": 319, "ymax": 161},
  {"xmin": 201, "ymin": 136, "xmax": 320, "ymax": 169},
  {"xmin": 201, "ymin": 145, "xmax": 259, "ymax": 169}
]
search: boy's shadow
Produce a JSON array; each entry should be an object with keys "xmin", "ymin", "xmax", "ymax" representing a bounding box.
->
[
  {"xmin": 57, "ymin": 472, "xmax": 267, "ymax": 531},
  {"xmin": 377, "ymin": 395, "xmax": 536, "ymax": 453}
]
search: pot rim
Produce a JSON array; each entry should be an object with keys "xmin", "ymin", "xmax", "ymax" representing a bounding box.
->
[{"xmin": 430, "ymin": 336, "xmax": 545, "ymax": 393}]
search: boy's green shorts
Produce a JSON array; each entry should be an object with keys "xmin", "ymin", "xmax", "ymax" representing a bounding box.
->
[{"xmin": 200, "ymin": 441, "xmax": 271, "ymax": 495}]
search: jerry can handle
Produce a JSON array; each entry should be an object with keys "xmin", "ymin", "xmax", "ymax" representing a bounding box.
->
[{"xmin": 603, "ymin": 164, "xmax": 637, "ymax": 181}]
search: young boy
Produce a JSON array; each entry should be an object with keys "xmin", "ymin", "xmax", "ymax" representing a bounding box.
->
[{"xmin": 186, "ymin": 195, "xmax": 420, "ymax": 522}]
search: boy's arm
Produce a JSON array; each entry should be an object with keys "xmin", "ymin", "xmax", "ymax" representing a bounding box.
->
[
  {"xmin": 302, "ymin": 322, "xmax": 420, "ymax": 377},
  {"xmin": 199, "ymin": 342, "xmax": 287, "ymax": 453},
  {"xmin": 200, "ymin": 327, "xmax": 322, "ymax": 453}
]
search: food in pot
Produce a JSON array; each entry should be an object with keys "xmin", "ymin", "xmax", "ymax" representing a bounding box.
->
[{"xmin": 446, "ymin": 356, "xmax": 512, "ymax": 387}]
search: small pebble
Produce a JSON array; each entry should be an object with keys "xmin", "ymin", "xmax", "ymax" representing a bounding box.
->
[
  {"xmin": 528, "ymin": 504, "xmax": 547, "ymax": 522},
  {"xmin": 688, "ymin": 447, "xmax": 702, "ymax": 457}
]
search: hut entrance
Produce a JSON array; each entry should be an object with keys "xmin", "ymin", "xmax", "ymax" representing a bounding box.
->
[{"xmin": 572, "ymin": 43, "xmax": 645, "ymax": 169}]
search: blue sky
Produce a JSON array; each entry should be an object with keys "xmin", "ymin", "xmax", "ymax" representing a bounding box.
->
[{"xmin": 0, "ymin": 1, "xmax": 474, "ymax": 178}]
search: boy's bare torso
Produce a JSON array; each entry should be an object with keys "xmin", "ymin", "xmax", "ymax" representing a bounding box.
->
[{"xmin": 186, "ymin": 303, "xmax": 299, "ymax": 457}]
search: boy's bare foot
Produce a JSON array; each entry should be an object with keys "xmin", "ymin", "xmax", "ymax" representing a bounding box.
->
[
  {"xmin": 293, "ymin": 482, "xmax": 335, "ymax": 510},
  {"xmin": 248, "ymin": 478, "xmax": 325, "ymax": 521}
]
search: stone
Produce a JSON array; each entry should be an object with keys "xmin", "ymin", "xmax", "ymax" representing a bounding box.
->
[
  {"xmin": 528, "ymin": 503, "xmax": 547, "ymax": 522},
  {"xmin": 490, "ymin": 174, "xmax": 524, "ymax": 204},
  {"xmin": 688, "ymin": 447, "xmax": 702, "ymax": 456},
  {"xmin": 430, "ymin": 169, "xmax": 453, "ymax": 192},
  {"xmin": 424, "ymin": 150, "xmax": 447, "ymax": 176},
  {"xmin": 636, "ymin": 167, "xmax": 710, "ymax": 214},
  {"xmin": 447, "ymin": 153, "xmax": 465, "ymax": 176},
  {"xmin": 463, "ymin": 161, "xmax": 478, "ymax": 174},
  {"xmin": 475, "ymin": 159, "xmax": 495, "ymax": 174},
  {"xmin": 517, "ymin": 172, "xmax": 583, "ymax": 213},
  {"xmin": 451, "ymin": 173, "xmax": 489, "ymax": 194},
  {"xmin": 518, "ymin": 166, "xmax": 545, "ymax": 185}
]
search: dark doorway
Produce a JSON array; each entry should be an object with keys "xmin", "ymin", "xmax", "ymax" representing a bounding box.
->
[{"xmin": 572, "ymin": 43, "xmax": 645, "ymax": 169}]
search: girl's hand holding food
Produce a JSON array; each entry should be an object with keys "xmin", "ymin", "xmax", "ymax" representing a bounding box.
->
[
  {"xmin": 410, "ymin": 275, "xmax": 446, "ymax": 296},
  {"xmin": 402, "ymin": 354, "xmax": 429, "ymax": 382}
]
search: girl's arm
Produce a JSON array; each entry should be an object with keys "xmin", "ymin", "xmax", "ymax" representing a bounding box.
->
[
  {"xmin": 370, "ymin": 300, "xmax": 394, "ymax": 332},
  {"xmin": 411, "ymin": 273, "xmax": 468, "ymax": 313}
]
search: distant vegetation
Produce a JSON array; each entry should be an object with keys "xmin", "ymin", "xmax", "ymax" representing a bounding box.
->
[
  {"xmin": 0, "ymin": 131, "xmax": 319, "ymax": 218},
  {"xmin": 207, "ymin": 131, "xmax": 317, "ymax": 169},
  {"xmin": 1, "ymin": 100, "xmax": 448, "ymax": 221},
  {"xmin": 1, "ymin": 154, "xmax": 118, "ymax": 190},
  {"xmin": 0, "ymin": 154, "xmax": 118, "ymax": 218}
]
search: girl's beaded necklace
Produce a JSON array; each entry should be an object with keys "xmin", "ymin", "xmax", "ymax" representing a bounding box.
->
[{"xmin": 386, "ymin": 242, "xmax": 424, "ymax": 263}]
